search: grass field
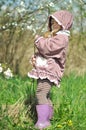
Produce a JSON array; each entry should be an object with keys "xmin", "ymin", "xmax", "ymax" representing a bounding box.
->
[{"xmin": 0, "ymin": 73, "xmax": 86, "ymax": 130}]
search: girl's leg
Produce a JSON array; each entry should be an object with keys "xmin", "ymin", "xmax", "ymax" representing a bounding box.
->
[
  {"xmin": 35, "ymin": 79, "xmax": 53, "ymax": 129},
  {"xmin": 36, "ymin": 79, "xmax": 54, "ymax": 119},
  {"xmin": 36, "ymin": 78, "xmax": 52, "ymax": 105}
]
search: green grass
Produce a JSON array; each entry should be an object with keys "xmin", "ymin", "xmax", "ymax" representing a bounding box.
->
[{"xmin": 0, "ymin": 73, "xmax": 86, "ymax": 130}]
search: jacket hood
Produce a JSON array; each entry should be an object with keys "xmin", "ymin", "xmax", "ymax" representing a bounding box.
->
[{"xmin": 48, "ymin": 10, "xmax": 73, "ymax": 30}]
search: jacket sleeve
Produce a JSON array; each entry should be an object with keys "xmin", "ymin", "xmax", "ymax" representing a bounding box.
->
[{"xmin": 35, "ymin": 35, "xmax": 68, "ymax": 58}]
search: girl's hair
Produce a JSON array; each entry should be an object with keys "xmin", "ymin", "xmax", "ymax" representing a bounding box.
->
[
  {"xmin": 49, "ymin": 16, "xmax": 53, "ymax": 31},
  {"xmin": 49, "ymin": 16, "xmax": 62, "ymax": 31}
]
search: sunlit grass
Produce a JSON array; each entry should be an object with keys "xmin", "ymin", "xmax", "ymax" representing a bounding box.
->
[{"xmin": 0, "ymin": 73, "xmax": 86, "ymax": 130}]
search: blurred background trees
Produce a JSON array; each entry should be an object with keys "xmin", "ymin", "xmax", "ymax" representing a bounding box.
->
[{"xmin": 0, "ymin": 0, "xmax": 86, "ymax": 76}]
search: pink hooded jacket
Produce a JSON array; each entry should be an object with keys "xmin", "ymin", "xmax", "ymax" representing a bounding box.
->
[{"xmin": 28, "ymin": 10, "xmax": 73, "ymax": 87}]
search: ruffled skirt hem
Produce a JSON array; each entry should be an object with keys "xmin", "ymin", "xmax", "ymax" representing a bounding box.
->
[{"xmin": 28, "ymin": 69, "xmax": 60, "ymax": 88}]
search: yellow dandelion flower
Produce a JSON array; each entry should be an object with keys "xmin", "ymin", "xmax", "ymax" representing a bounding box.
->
[
  {"xmin": 67, "ymin": 120, "xmax": 73, "ymax": 126},
  {"xmin": 57, "ymin": 124, "xmax": 63, "ymax": 128}
]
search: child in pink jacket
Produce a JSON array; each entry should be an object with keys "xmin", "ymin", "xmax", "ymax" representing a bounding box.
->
[{"xmin": 28, "ymin": 10, "xmax": 73, "ymax": 130}]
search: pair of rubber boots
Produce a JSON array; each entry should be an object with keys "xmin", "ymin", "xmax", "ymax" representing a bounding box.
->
[{"xmin": 35, "ymin": 104, "xmax": 53, "ymax": 129}]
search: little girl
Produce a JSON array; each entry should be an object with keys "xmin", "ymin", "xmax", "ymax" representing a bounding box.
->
[{"xmin": 28, "ymin": 10, "xmax": 73, "ymax": 130}]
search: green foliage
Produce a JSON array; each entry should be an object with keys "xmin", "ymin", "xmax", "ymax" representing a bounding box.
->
[
  {"xmin": 50, "ymin": 73, "xmax": 86, "ymax": 130},
  {"xmin": 0, "ymin": 73, "xmax": 86, "ymax": 130}
]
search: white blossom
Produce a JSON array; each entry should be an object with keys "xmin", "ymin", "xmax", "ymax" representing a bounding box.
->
[
  {"xmin": 49, "ymin": 2, "xmax": 54, "ymax": 7},
  {"xmin": 20, "ymin": 1, "xmax": 25, "ymax": 7},
  {"xmin": 16, "ymin": 1, "xmax": 26, "ymax": 14},
  {"xmin": 14, "ymin": 23, "xmax": 18, "ymax": 26},
  {"xmin": 0, "ymin": 63, "xmax": 3, "ymax": 73},
  {"xmin": 2, "ymin": 26, "xmax": 6, "ymax": 29},
  {"xmin": 17, "ymin": 8, "xmax": 26, "ymax": 13},
  {"xmin": 11, "ymin": 22, "xmax": 17, "ymax": 26},
  {"xmin": 12, "ymin": 22, "xmax": 15, "ymax": 25},
  {"xmin": 1, "ymin": 5, "xmax": 7, "ymax": 11},
  {"xmin": 4, "ymin": 68, "xmax": 13, "ymax": 79},
  {"xmin": 7, "ymin": 13, "xmax": 10, "ymax": 16},
  {"xmin": 27, "ymin": 25, "xmax": 33, "ymax": 30}
]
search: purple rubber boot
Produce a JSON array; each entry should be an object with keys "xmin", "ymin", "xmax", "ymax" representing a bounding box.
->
[
  {"xmin": 49, "ymin": 106, "xmax": 53, "ymax": 119},
  {"xmin": 35, "ymin": 104, "xmax": 51, "ymax": 129}
]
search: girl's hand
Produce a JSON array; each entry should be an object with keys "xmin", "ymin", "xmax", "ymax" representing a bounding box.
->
[
  {"xmin": 35, "ymin": 35, "xmax": 39, "ymax": 40},
  {"xmin": 31, "ymin": 56, "xmax": 36, "ymax": 67}
]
